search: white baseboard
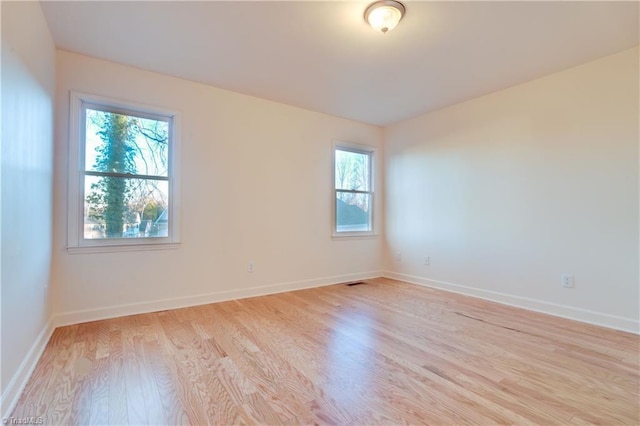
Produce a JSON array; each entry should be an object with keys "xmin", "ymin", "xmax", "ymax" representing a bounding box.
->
[
  {"xmin": 55, "ymin": 271, "xmax": 383, "ymax": 327},
  {"xmin": 1, "ymin": 318, "xmax": 55, "ymax": 418},
  {"xmin": 383, "ymin": 271, "xmax": 639, "ymax": 335}
]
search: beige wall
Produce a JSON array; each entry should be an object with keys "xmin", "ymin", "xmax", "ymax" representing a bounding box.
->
[
  {"xmin": 52, "ymin": 51, "xmax": 384, "ymax": 322},
  {"xmin": 1, "ymin": 1, "xmax": 56, "ymax": 413},
  {"xmin": 384, "ymin": 47, "xmax": 639, "ymax": 332}
]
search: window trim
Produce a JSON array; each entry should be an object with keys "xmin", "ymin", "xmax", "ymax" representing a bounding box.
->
[
  {"xmin": 332, "ymin": 141, "xmax": 376, "ymax": 238},
  {"xmin": 67, "ymin": 91, "xmax": 181, "ymax": 253}
]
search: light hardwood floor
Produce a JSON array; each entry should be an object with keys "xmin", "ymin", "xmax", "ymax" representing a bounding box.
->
[{"xmin": 11, "ymin": 278, "xmax": 640, "ymax": 425}]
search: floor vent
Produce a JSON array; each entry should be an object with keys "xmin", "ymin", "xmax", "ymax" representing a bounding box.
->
[{"xmin": 346, "ymin": 281, "xmax": 365, "ymax": 286}]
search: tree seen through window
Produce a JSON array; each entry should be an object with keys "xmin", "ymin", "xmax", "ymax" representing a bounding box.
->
[
  {"xmin": 83, "ymin": 107, "xmax": 170, "ymax": 239},
  {"xmin": 334, "ymin": 147, "xmax": 373, "ymax": 233}
]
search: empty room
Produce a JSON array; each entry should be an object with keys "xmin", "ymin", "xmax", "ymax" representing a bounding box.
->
[{"xmin": 2, "ymin": 0, "xmax": 638, "ymax": 424}]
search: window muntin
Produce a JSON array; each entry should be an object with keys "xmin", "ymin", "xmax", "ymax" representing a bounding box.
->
[
  {"xmin": 68, "ymin": 92, "xmax": 179, "ymax": 251},
  {"xmin": 334, "ymin": 146, "xmax": 373, "ymax": 234}
]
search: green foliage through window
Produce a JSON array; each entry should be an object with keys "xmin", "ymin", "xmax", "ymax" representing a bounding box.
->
[
  {"xmin": 334, "ymin": 147, "xmax": 373, "ymax": 233},
  {"xmin": 83, "ymin": 107, "xmax": 170, "ymax": 240}
]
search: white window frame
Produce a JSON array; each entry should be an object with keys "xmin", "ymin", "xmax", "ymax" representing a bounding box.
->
[
  {"xmin": 66, "ymin": 91, "xmax": 181, "ymax": 254},
  {"xmin": 332, "ymin": 141, "xmax": 376, "ymax": 238}
]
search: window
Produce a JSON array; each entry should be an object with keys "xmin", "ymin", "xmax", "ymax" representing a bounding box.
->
[
  {"xmin": 333, "ymin": 143, "xmax": 374, "ymax": 236},
  {"xmin": 67, "ymin": 92, "xmax": 180, "ymax": 252}
]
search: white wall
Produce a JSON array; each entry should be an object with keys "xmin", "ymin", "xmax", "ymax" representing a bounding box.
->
[
  {"xmin": 52, "ymin": 51, "xmax": 384, "ymax": 322},
  {"xmin": 1, "ymin": 1, "xmax": 56, "ymax": 414},
  {"xmin": 384, "ymin": 47, "xmax": 639, "ymax": 332}
]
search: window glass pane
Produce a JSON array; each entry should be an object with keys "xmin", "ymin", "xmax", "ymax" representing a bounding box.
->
[
  {"xmin": 85, "ymin": 108, "xmax": 169, "ymax": 177},
  {"xmin": 335, "ymin": 149, "xmax": 370, "ymax": 191},
  {"xmin": 84, "ymin": 175, "xmax": 169, "ymax": 239},
  {"xmin": 336, "ymin": 191, "xmax": 371, "ymax": 232}
]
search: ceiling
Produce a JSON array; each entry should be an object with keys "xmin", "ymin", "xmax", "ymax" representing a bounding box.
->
[{"xmin": 41, "ymin": 1, "xmax": 639, "ymax": 126}]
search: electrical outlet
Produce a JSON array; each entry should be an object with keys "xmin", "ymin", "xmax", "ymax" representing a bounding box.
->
[
  {"xmin": 248, "ymin": 261, "xmax": 255, "ymax": 273},
  {"xmin": 394, "ymin": 251, "xmax": 402, "ymax": 262},
  {"xmin": 424, "ymin": 256, "xmax": 430, "ymax": 266},
  {"xmin": 561, "ymin": 274, "xmax": 574, "ymax": 288}
]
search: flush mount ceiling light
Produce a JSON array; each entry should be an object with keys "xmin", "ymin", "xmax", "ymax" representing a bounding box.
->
[{"xmin": 364, "ymin": 0, "xmax": 406, "ymax": 34}]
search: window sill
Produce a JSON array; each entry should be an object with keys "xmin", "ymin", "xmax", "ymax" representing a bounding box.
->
[
  {"xmin": 67, "ymin": 242, "xmax": 180, "ymax": 255},
  {"xmin": 332, "ymin": 233, "xmax": 378, "ymax": 240}
]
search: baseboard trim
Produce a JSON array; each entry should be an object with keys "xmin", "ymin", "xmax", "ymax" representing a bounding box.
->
[
  {"xmin": 54, "ymin": 271, "xmax": 384, "ymax": 327},
  {"xmin": 383, "ymin": 271, "xmax": 639, "ymax": 335},
  {"xmin": 1, "ymin": 318, "xmax": 55, "ymax": 417}
]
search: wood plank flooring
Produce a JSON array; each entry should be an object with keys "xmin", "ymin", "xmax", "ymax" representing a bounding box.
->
[{"xmin": 11, "ymin": 278, "xmax": 640, "ymax": 424}]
